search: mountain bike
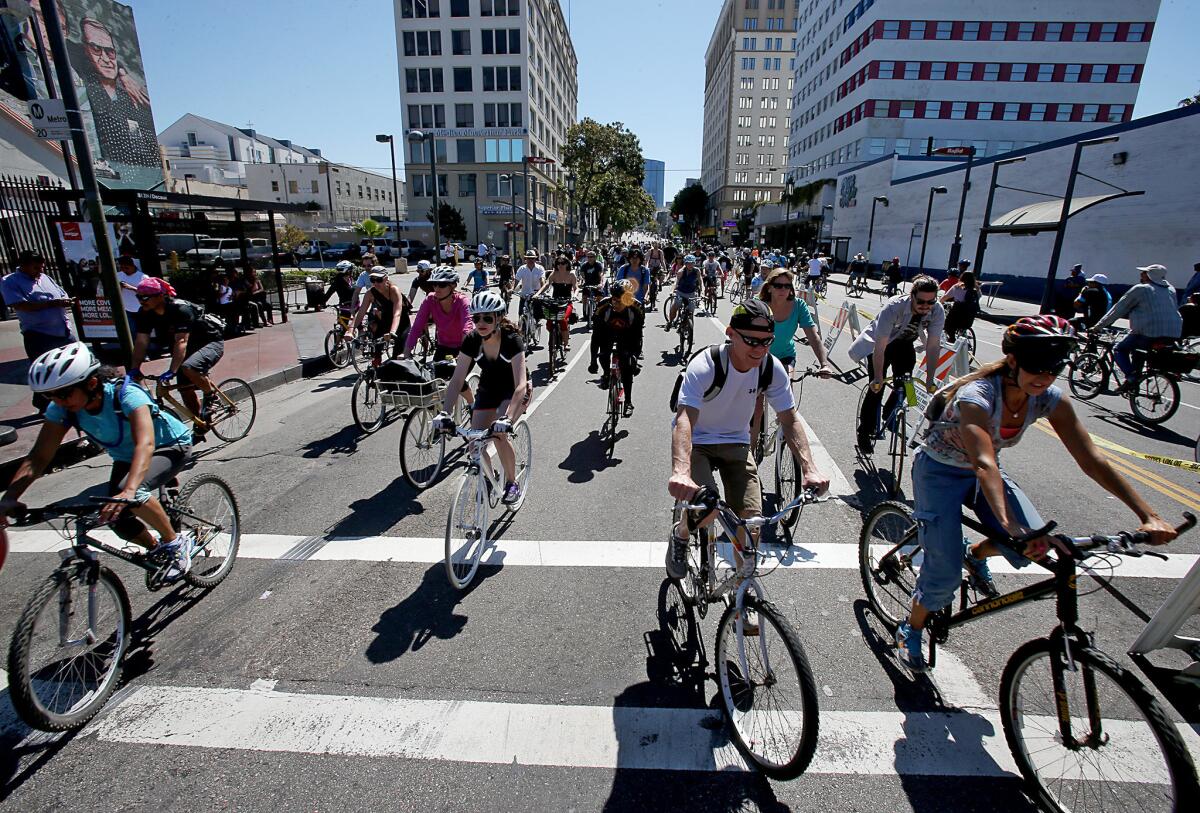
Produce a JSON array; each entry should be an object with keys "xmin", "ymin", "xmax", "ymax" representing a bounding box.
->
[
  {"xmin": 441, "ymin": 420, "xmax": 533, "ymax": 590},
  {"xmin": 537, "ymin": 295, "xmax": 571, "ymax": 378},
  {"xmin": 1068, "ymin": 328, "xmax": 1190, "ymax": 425},
  {"xmin": 859, "ymin": 503, "xmax": 1199, "ymax": 812},
  {"xmin": 152, "ymin": 375, "xmax": 256, "ymax": 444},
  {"xmin": 6, "ymin": 473, "xmax": 240, "ymax": 731},
  {"xmin": 670, "ymin": 486, "xmax": 824, "ymax": 780},
  {"xmin": 324, "ymin": 306, "xmax": 354, "ymax": 368},
  {"xmin": 855, "ymin": 372, "xmax": 920, "ymax": 498}
]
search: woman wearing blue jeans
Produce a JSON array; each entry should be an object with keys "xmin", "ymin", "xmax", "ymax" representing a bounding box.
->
[{"xmin": 896, "ymin": 315, "xmax": 1176, "ymax": 673}]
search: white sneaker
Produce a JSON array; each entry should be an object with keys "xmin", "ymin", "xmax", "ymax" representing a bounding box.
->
[{"xmin": 161, "ymin": 531, "xmax": 195, "ymax": 582}]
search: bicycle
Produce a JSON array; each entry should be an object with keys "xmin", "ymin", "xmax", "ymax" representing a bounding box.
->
[
  {"xmin": 859, "ymin": 504, "xmax": 1199, "ymax": 812},
  {"xmin": 581, "ymin": 285, "xmax": 602, "ymax": 326},
  {"xmin": 647, "ymin": 273, "xmax": 662, "ymax": 310},
  {"xmin": 670, "ymin": 486, "xmax": 824, "ymax": 779},
  {"xmin": 536, "ymin": 295, "xmax": 571, "ymax": 378},
  {"xmin": 946, "ymin": 325, "xmax": 977, "ymax": 357},
  {"xmin": 6, "ymin": 472, "xmax": 240, "ymax": 731},
  {"xmin": 153, "ymin": 375, "xmax": 256, "ymax": 444},
  {"xmin": 324, "ymin": 306, "xmax": 354, "ymax": 368},
  {"xmin": 396, "ymin": 358, "xmax": 477, "ymax": 489},
  {"xmin": 519, "ymin": 295, "xmax": 542, "ymax": 353},
  {"xmin": 350, "ymin": 336, "xmax": 395, "ymax": 434},
  {"xmin": 1068, "ymin": 328, "xmax": 1191, "ymax": 425},
  {"xmin": 674, "ymin": 294, "xmax": 699, "ymax": 358},
  {"xmin": 442, "ymin": 420, "xmax": 533, "ymax": 590},
  {"xmin": 847, "ymin": 274, "xmax": 868, "ymax": 298},
  {"xmin": 855, "ymin": 372, "xmax": 920, "ymax": 498},
  {"xmin": 704, "ymin": 280, "xmax": 719, "ymax": 315},
  {"xmin": 752, "ymin": 369, "xmax": 822, "ymax": 531},
  {"xmin": 602, "ymin": 346, "xmax": 626, "ymax": 457}
]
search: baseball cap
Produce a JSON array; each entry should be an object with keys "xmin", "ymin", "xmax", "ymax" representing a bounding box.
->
[
  {"xmin": 1087, "ymin": 273, "xmax": 1108, "ymax": 284},
  {"xmin": 1137, "ymin": 264, "xmax": 1168, "ymax": 284},
  {"xmin": 729, "ymin": 300, "xmax": 773, "ymax": 332}
]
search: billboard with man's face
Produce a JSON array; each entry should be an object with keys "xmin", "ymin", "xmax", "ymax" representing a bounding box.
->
[{"xmin": 0, "ymin": 0, "xmax": 162, "ymax": 189}]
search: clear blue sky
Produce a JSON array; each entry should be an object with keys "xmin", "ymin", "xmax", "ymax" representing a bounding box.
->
[{"xmin": 129, "ymin": 0, "xmax": 1197, "ymax": 204}]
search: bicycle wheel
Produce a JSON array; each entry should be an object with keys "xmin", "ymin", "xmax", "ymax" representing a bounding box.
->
[
  {"xmin": 7, "ymin": 564, "xmax": 131, "ymax": 731},
  {"xmin": 178, "ymin": 473, "xmax": 241, "ymax": 589},
  {"xmin": 1130, "ymin": 373, "xmax": 1180, "ymax": 425},
  {"xmin": 774, "ymin": 429, "xmax": 802, "ymax": 530},
  {"xmin": 605, "ymin": 383, "xmax": 620, "ymax": 458},
  {"xmin": 351, "ymin": 375, "xmax": 385, "ymax": 433},
  {"xmin": 1000, "ymin": 638, "xmax": 1200, "ymax": 813},
  {"xmin": 325, "ymin": 328, "xmax": 351, "ymax": 368},
  {"xmin": 454, "ymin": 371, "xmax": 480, "ymax": 428},
  {"xmin": 209, "ymin": 378, "xmax": 256, "ymax": 442},
  {"xmin": 1068, "ymin": 352, "xmax": 1108, "ymax": 401},
  {"xmin": 349, "ymin": 339, "xmax": 372, "ymax": 375},
  {"xmin": 661, "ymin": 295, "xmax": 672, "ymax": 326},
  {"xmin": 507, "ymin": 418, "xmax": 533, "ymax": 512},
  {"xmin": 858, "ymin": 500, "xmax": 920, "ymax": 631},
  {"xmin": 400, "ymin": 408, "xmax": 446, "ymax": 489},
  {"xmin": 962, "ymin": 327, "xmax": 977, "ymax": 357},
  {"xmin": 546, "ymin": 328, "xmax": 559, "ymax": 377},
  {"xmin": 888, "ymin": 410, "xmax": 907, "ymax": 498},
  {"xmin": 444, "ymin": 473, "xmax": 490, "ymax": 590},
  {"xmin": 716, "ymin": 596, "xmax": 820, "ymax": 780}
]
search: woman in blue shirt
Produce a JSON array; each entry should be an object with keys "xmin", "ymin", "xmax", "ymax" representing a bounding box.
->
[
  {"xmin": 0, "ymin": 343, "xmax": 196, "ymax": 581},
  {"xmin": 757, "ymin": 267, "xmax": 832, "ymax": 375}
]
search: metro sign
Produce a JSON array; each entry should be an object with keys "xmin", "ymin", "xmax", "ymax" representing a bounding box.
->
[
  {"xmin": 933, "ymin": 146, "xmax": 975, "ymax": 157},
  {"xmin": 526, "ymin": 156, "xmax": 556, "ymax": 165}
]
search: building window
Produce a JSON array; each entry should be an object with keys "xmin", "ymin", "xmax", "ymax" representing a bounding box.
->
[
  {"xmin": 1030, "ymin": 103, "xmax": 1047, "ymax": 121},
  {"xmin": 743, "ymin": 36, "xmax": 756, "ymax": 50},
  {"xmin": 406, "ymin": 103, "xmax": 445, "ymax": 129},
  {"xmin": 1045, "ymin": 22, "xmax": 1063, "ymax": 42},
  {"xmin": 454, "ymin": 67, "xmax": 472, "ymax": 92},
  {"xmin": 458, "ymin": 173, "xmax": 476, "ymax": 196},
  {"xmin": 983, "ymin": 63, "xmax": 1000, "ymax": 81},
  {"xmin": 455, "ymin": 103, "xmax": 474, "ymax": 127},
  {"xmin": 1117, "ymin": 64, "xmax": 1136, "ymax": 83},
  {"xmin": 956, "ymin": 62, "xmax": 973, "ymax": 81},
  {"xmin": 270, "ymin": 180, "xmax": 278, "ymax": 192},
  {"xmin": 1055, "ymin": 103, "xmax": 1074, "ymax": 122},
  {"xmin": 400, "ymin": 0, "xmax": 440, "ymax": 19},
  {"xmin": 1108, "ymin": 104, "xmax": 1127, "ymax": 122},
  {"xmin": 186, "ymin": 132, "xmax": 197, "ymax": 146},
  {"xmin": 482, "ymin": 29, "xmax": 520, "ymax": 54},
  {"xmin": 1073, "ymin": 23, "xmax": 1090, "ymax": 42},
  {"xmin": 977, "ymin": 102, "xmax": 994, "ymax": 120},
  {"xmin": 1037, "ymin": 64, "xmax": 1054, "ymax": 82},
  {"xmin": 403, "ymin": 29, "xmax": 442, "ymax": 56},
  {"xmin": 1018, "ymin": 22, "xmax": 1035, "ymax": 41},
  {"xmin": 405, "ymin": 67, "xmax": 444, "ymax": 93},
  {"xmin": 936, "ymin": 21, "xmax": 952, "ymax": 40},
  {"xmin": 894, "ymin": 138, "xmax": 911, "ymax": 155},
  {"xmin": 1090, "ymin": 64, "xmax": 1107, "ymax": 83},
  {"xmin": 877, "ymin": 60, "xmax": 894, "ymax": 79},
  {"xmin": 743, "ymin": 17, "xmax": 758, "ymax": 30},
  {"xmin": 451, "ymin": 29, "xmax": 471, "ymax": 55},
  {"xmin": 908, "ymin": 21, "xmax": 925, "ymax": 39},
  {"xmin": 873, "ymin": 100, "xmax": 889, "ymax": 117},
  {"xmin": 288, "ymin": 180, "xmax": 298, "ymax": 194},
  {"xmin": 1003, "ymin": 103, "xmax": 1019, "ymax": 121},
  {"xmin": 481, "ymin": 0, "xmax": 519, "ymax": 15},
  {"xmin": 310, "ymin": 180, "xmax": 319, "ymax": 193},
  {"xmin": 989, "ymin": 22, "xmax": 1007, "ymax": 41},
  {"xmin": 1127, "ymin": 23, "xmax": 1146, "ymax": 42},
  {"xmin": 1099, "ymin": 22, "xmax": 1117, "ymax": 42},
  {"xmin": 996, "ymin": 141, "xmax": 1014, "ymax": 154},
  {"xmin": 456, "ymin": 139, "xmax": 476, "ymax": 162},
  {"xmin": 924, "ymin": 101, "xmax": 942, "ymax": 119},
  {"xmin": 882, "ymin": 21, "xmax": 899, "ymax": 39},
  {"xmin": 449, "ymin": 0, "xmax": 468, "ymax": 16},
  {"xmin": 1010, "ymin": 63, "xmax": 1027, "ymax": 82},
  {"xmin": 962, "ymin": 21, "xmax": 979, "ymax": 41},
  {"xmin": 904, "ymin": 62, "xmax": 919, "ymax": 80},
  {"xmin": 1064, "ymin": 64, "xmax": 1082, "ymax": 83},
  {"xmin": 898, "ymin": 100, "xmax": 915, "ymax": 118},
  {"xmin": 930, "ymin": 62, "xmax": 947, "ymax": 80},
  {"xmin": 741, "ymin": 57, "xmax": 755, "ymax": 70},
  {"xmin": 740, "ymin": 77, "xmax": 754, "ymax": 90},
  {"xmin": 950, "ymin": 101, "xmax": 967, "ymax": 119},
  {"xmin": 1081, "ymin": 103, "xmax": 1099, "ymax": 122}
]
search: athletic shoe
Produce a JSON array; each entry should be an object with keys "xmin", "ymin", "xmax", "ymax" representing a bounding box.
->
[
  {"xmin": 623, "ymin": 401, "xmax": 634, "ymax": 418},
  {"xmin": 964, "ymin": 543, "xmax": 999, "ymax": 599},
  {"xmin": 159, "ymin": 531, "xmax": 195, "ymax": 583},
  {"xmin": 598, "ymin": 373, "xmax": 610, "ymax": 390},
  {"xmin": 588, "ymin": 362, "xmax": 598, "ymax": 374},
  {"xmin": 665, "ymin": 532, "xmax": 689, "ymax": 580},
  {"xmin": 501, "ymin": 481, "xmax": 521, "ymax": 505},
  {"xmin": 895, "ymin": 621, "xmax": 927, "ymax": 673}
]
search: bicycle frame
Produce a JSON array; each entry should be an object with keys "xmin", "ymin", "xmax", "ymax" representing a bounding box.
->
[{"xmin": 155, "ymin": 379, "xmax": 221, "ymax": 429}]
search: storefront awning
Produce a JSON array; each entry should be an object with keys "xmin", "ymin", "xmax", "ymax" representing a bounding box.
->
[{"xmin": 988, "ymin": 191, "xmax": 1144, "ymax": 235}]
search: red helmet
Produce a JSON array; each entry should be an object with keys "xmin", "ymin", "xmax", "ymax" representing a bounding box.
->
[{"xmin": 1002, "ymin": 315, "xmax": 1076, "ymax": 372}]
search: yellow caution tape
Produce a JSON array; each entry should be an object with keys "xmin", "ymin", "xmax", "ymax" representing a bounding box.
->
[{"xmin": 1087, "ymin": 433, "xmax": 1200, "ymax": 474}]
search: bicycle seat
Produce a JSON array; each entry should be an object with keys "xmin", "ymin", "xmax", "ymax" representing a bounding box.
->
[{"xmin": 1149, "ymin": 339, "xmax": 1178, "ymax": 351}]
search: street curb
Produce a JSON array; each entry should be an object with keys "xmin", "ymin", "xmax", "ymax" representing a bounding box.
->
[{"xmin": 0, "ymin": 354, "xmax": 337, "ymax": 482}]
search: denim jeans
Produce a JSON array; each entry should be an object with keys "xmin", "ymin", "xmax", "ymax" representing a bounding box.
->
[
  {"xmin": 1113, "ymin": 332, "xmax": 1160, "ymax": 378},
  {"xmin": 911, "ymin": 451, "xmax": 1040, "ymax": 613}
]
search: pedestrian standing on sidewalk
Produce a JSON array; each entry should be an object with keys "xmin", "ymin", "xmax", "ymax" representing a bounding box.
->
[
  {"xmin": 115, "ymin": 255, "xmax": 145, "ymax": 339},
  {"xmin": 2, "ymin": 249, "xmax": 76, "ymax": 361}
]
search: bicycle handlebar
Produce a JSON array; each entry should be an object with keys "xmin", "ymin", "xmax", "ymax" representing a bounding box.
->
[
  {"xmin": 682, "ymin": 485, "xmax": 827, "ymax": 531},
  {"xmin": 1065, "ymin": 511, "xmax": 1195, "ymax": 561}
]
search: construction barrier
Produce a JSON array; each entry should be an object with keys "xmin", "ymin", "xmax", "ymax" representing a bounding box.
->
[
  {"xmin": 913, "ymin": 336, "xmax": 972, "ymax": 414},
  {"xmin": 823, "ymin": 300, "xmax": 862, "ymax": 356}
]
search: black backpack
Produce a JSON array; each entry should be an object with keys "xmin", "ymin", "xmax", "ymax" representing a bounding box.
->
[{"xmin": 669, "ymin": 343, "xmax": 774, "ymax": 412}]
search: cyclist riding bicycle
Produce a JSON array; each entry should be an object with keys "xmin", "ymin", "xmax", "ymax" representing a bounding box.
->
[
  {"xmin": 1091, "ymin": 263, "xmax": 1183, "ymax": 389},
  {"xmin": 434, "ymin": 290, "xmax": 531, "ymax": 505},
  {"xmin": 702, "ymin": 251, "xmax": 721, "ymax": 300},
  {"xmin": 408, "ymin": 259, "xmax": 434, "ymax": 304},
  {"xmin": 667, "ymin": 254, "xmax": 703, "ymax": 328},
  {"xmin": 468, "ymin": 257, "xmax": 489, "ymax": 293},
  {"xmin": 895, "ymin": 315, "xmax": 1176, "ymax": 673},
  {"xmin": 515, "ymin": 250, "xmax": 546, "ymax": 325},
  {"xmin": 941, "ymin": 269, "xmax": 980, "ymax": 345},
  {"xmin": 579, "ymin": 249, "xmax": 606, "ymax": 310},
  {"xmin": 850, "ymin": 276, "xmax": 945, "ymax": 454},
  {"xmin": 403, "ymin": 266, "xmax": 472, "ymax": 362},
  {"xmin": 847, "ymin": 253, "xmax": 867, "ymax": 294},
  {"xmin": 322, "ymin": 260, "xmax": 356, "ymax": 309},
  {"xmin": 666, "ymin": 301, "xmax": 831, "ymax": 585},
  {"xmin": 352, "ymin": 267, "xmax": 411, "ymax": 360},
  {"xmin": 534, "ymin": 255, "xmax": 578, "ymax": 351},
  {"xmin": 128, "ymin": 277, "xmax": 224, "ymax": 440},
  {"xmin": 615, "ymin": 248, "xmax": 652, "ymax": 305},
  {"xmin": 758, "ymin": 267, "xmax": 832, "ymax": 376},
  {"xmin": 588, "ymin": 280, "xmax": 644, "ymax": 416},
  {"xmin": 496, "ymin": 254, "xmax": 515, "ymax": 300},
  {"xmin": 1, "ymin": 343, "xmax": 195, "ymax": 581},
  {"xmin": 806, "ymin": 254, "xmax": 825, "ymax": 289}
]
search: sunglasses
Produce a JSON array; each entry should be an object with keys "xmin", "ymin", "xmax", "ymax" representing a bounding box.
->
[
  {"xmin": 85, "ymin": 42, "xmax": 117, "ymax": 58},
  {"xmin": 135, "ymin": 293, "xmax": 159, "ymax": 301},
  {"xmin": 471, "ymin": 313, "xmax": 497, "ymax": 324},
  {"xmin": 433, "ymin": 282, "xmax": 454, "ymax": 289},
  {"xmin": 770, "ymin": 281, "xmax": 794, "ymax": 289},
  {"xmin": 735, "ymin": 331, "xmax": 773, "ymax": 348},
  {"xmin": 45, "ymin": 385, "xmax": 78, "ymax": 401},
  {"xmin": 914, "ymin": 296, "xmax": 937, "ymax": 306}
]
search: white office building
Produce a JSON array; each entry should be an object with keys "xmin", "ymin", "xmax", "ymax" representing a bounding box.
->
[
  {"xmin": 245, "ymin": 163, "xmax": 406, "ymax": 227},
  {"xmin": 393, "ymin": 0, "xmax": 578, "ymax": 252},
  {"xmin": 158, "ymin": 114, "xmax": 322, "ymax": 187},
  {"xmin": 787, "ymin": 0, "xmax": 1159, "ymax": 183}
]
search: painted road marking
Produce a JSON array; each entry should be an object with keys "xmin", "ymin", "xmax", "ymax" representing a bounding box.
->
[
  {"xmin": 8, "ymin": 532, "xmax": 1194, "ymax": 579},
  {"xmin": 19, "ymin": 683, "xmax": 1188, "ymax": 779}
]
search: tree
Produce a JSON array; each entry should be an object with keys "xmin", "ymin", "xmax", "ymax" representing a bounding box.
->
[
  {"xmin": 274, "ymin": 223, "xmax": 307, "ymax": 254},
  {"xmin": 429, "ymin": 202, "xmax": 467, "ymax": 241},
  {"xmin": 670, "ymin": 184, "xmax": 708, "ymax": 240},
  {"xmin": 1179, "ymin": 91, "xmax": 1200, "ymax": 107},
  {"xmin": 353, "ymin": 218, "xmax": 387, "ymax": 239},
  {"xmin": 561, "ymin": 119, "xmax": 651, "ymax": 236}
]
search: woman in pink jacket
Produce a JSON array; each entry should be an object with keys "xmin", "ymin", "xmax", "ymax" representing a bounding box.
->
[{"xmin": 402, "ymin": 266, "xmax": 474, "ymax": 407}]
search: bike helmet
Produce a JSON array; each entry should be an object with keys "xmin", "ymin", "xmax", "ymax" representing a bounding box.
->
[
  {"xmin": 469, "ymin": 289, "xmax": 505, "ymax": 315},
  {"xmin": 683, "ymin": 254, "xmax": 697, "ymax": 263},
  {"xmin": 28, "ymin": 342, "xmax": 101, "ymax": 393},
  {"xmin": 610, "ymin": 279, "xmax": 632, "ymax": 298},
  {"xmin": 429, "ymin": 266, "xmax": 459, "ymax": 284},
  {"xmin": 415, "ymin": 260, "xmax": 432, "ymax": 272},
  {"xmin": 1002, "ymin": 315, "xmax": 1076, "ymax": 373},
  {"xmin": 335, "ymin": 260, "xmax": 355, "ymax": 272}
]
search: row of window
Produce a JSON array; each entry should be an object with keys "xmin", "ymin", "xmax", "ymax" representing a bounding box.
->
[
  {"xmin": 405, "ymin": 64, "xmax": 524, "ymax": 95},
  {"xmin": 731, "ymin": 171, "xmax": 780, "ymax": 185},
  {"xmin": 267, "ymin": 177, "xmax": 394, "ymax": 204},
  {"xmin": 740, "ymin": 57, "xmax": 791, "ymax": 71},
  {"xmin": 837, "ymin": 60, "xmax": 1143, "ymax": 99},
  {"xmin": 407, "ymin": 136, "xmax": 529, "ymax": 171},
  {"xmin": 737, "ymin": 96, "xmax": 789, "ymax": 110},
  {"xmin": 735, "ymin": 134, "xmax": 784, "ymax": 148},
  {"xmin": 793, "ymin": 136, "xmax": 1047, "ymax": 179},
  {"xmin": 742, "ymin": 16, "xmax": 793, "ymax": 31},
  {"xmin": 735, "ymin": 115, "xmax": 789, "ymax": 129},
  {"xmin": 401, "ymin": 27, "xmax": 519, "ymax": 56},
  {"xmin": 740, "ymin": 76, "xmax": 794, "ymax": 91},
  {"xmin": 733, "ymin": 152, "xmax": 779, "ymax": 166},
  {"xmin": 406, "ymin": 101, "xmax": 524, "ymax": 129},
  {"xmin": 833, "ymin": 99, "xmax": 1132, "ymax": 134},
  {"xmin": 400, "ymin": 0, "xmax": 519, "ymax": 19},
  {"xmin": 741, "ymin": 36, "xmax": 796, "ymax": 51},
  {"xmin": 409, "ymin": 171, "xmax": 555, "ymax": 201}
]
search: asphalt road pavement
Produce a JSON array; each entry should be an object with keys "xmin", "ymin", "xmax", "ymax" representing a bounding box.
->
[{"xmin": 1, "ymin": 278, "xmax": 1198, "ymax": 812}]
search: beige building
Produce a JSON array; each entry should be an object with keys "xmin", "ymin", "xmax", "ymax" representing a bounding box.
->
[
  {"xmin": 393, "ymin": 0, "xmax": 578, "ymax": 252},
  {"xmin": 702, "ymin": 0, "xmax": 799, "ymax": 240}
]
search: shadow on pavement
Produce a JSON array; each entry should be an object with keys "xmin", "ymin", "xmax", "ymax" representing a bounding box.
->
[
  {"xmin": 559, "ymin": 430, "xmax": 623, "ymax": 483},
  {"xmin": 326, "ymin": 476, "xmax": 425, "ymax": 538},
  {"xmin": 300, "ymin": 424, "xmax": 365, "ymax": 458}
]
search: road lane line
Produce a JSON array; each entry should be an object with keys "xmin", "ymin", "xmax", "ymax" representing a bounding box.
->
[
  {"xmin": 525, "ymin": 335, "xmax": 592, "ymax": 419},
  {"xmin": 8, "ymin": 532, "xmax": 1194, "ymax": 578}
]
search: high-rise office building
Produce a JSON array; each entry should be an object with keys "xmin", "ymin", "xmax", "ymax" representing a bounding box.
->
[
  {"xmin": 702, "ymin": 0, "xmax": 800, "ymax": 236},
  {"xmin": 393, "ymin": 0, "xmax": 578, "ymax": 250},
  {"xmin": 788, "ymin": 0, "xmax": 1160, "ymax": 182},
  {"xmin": 643, "ymin": 159, "xmax": 665, "ymax": 207}
]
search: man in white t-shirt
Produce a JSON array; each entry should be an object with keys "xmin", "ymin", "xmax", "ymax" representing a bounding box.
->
[
  {"xmin": 807, "ymin": 255, "xmax": 824, "ymax": 281},
  {"xmin": 515, "ymin": 249, "xmax": 545, "ymax": 321},
  {"xmin": 666, "ymin": 299, "xmax": 830, "ymax": 581},
  {"xmin": 477, "ymin": 242, "xmax": 488, "ymax": 265},
  {"xmin": 115, "ymin": 255, "xmax": 145, "ymax": 336}
]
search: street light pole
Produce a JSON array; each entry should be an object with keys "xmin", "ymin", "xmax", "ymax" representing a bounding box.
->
[
  {"xmin": 783, "ymin": 178, "xmax": 794, "ymax": 255},
  {"xmin": 918, "ymin": 186, "xmax": 948, "ymax": 272},
  {"xmin": 522, "ymin": 156, "xmax": 531, "ymax": 253},
  {"xmin": 866, "ymin": 195, "xmax": 888, "ymax": 259},
  {"xmin": 407, "ymin": 131, "xmax": 440, "ymax": 255},
  {"xmin": 375, "ymin": 134, "xmax": 401, "ymax": 238}
]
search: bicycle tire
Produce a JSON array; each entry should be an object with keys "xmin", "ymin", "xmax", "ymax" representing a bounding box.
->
[
  {"xmin": 445, "ymin": 473, "xmax": 489, "ymax": 590},
  {"xmin": 508, "ymin": 418, "xmax": 533, "ymax": 512},
  {"xmin": 351, "ymin": 375, "xmax": 385, "ymax": 433},
  {"xmin": 606, "ymin": 379, "xmax": 620, "ymax": 457},
  {"xmin": 325, "ymin": 328, "xmax": 351, "ymax": 368},
  {"xmin": 962, "ymin": 327, "xmax": 977, "ymax": 357},
  {"xmin": 209, "ymin": 378, "xmax": 257, "ymax": 443},
  {"xmin": 716, "ymin": 596, "xmax": 820, "ymax": 780},
  {"xmin": 1000, "ymin": 638, "xmax": 1200, "ymax": 813},
  {"xmin": 349, "ymin": 339, "xmax": 373, "ymax": 375},
  {"xmin": 1130, "ymin": 372, "xmax": 1180, "ymax": 425},
  {"xmin": 400, "ymin": 408, "xmax": 447, "ymax": 490},
  {"xmin": 455, "ymin": 372, "xmax": 480, "ymax": 428},
  {"xmin": 858, "ymin": 500, "xmax": 920, "ymax": 632},
  {"xmin": 7, "ymin": 564, "xmax": 131, "ymax": 731},
  {"xmin": 774, "ymin": 429, "xmax": 802, "ymax": 530},
  {"xmin": 661, "ymin": 295, "xmax": 672, "ymax": 326},
  {"xmin": 888, "ymin": 409, "xmax": 907, "ymax": 498},
  {"xmin": 177, "ymin": 473, "xmax": 241, "ymax": 589},
  {"xmin": 1068, "ymin": 352, "xmax": 1107, "ymax": 401}
]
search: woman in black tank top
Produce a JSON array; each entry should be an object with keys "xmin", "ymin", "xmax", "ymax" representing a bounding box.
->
[{"xmin": 534, "ymin": 256, "xmax": 577, "ymax": 351}]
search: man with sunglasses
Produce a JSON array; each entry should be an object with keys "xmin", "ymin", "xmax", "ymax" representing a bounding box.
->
[
  {"xmin": 129, "ymin": 277, "xmax": 224, "ymax": 436},
  {"xmin": 666, "ymin": 300, "xmax": 831, "ymax": 581},
  {"xmin": 352, "ymin": 267, "xmax": 410, "ymax": 360},
  {"xmin": 850, "ymin": 276, "xmax": 945, "ymax": 454}
]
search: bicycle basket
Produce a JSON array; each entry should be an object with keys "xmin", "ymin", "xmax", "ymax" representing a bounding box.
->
[
  {"xmin": 538, "ymin": 299, "xmax": 570, "ymax": 321},
  {"xmin": 378, "ymin": 359, "xmax": 431, "ymax": 385},
  {"xmin": 1148, "ymin": 348, "xmax": 1198, "ymax": 376}
]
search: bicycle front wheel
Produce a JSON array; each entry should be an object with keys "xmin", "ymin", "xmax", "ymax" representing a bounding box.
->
[
  {"xmin": 351, "ymin": 375, "xmax": 385, "ymax": 433},
  {"xmin": 445, "ymin": 474, "xmax": 490, "ymax": 590},
  {"xmin": 7, "ymin": 564, "xmax": 131, "ymax": 731},
  {"xmin": 1068, "ymin": 352, "xmax": 1107, "ymax": 401},
  {"xmin": 1130, "ymin": 373, "xmax": 1180, "ymax": 425},
  {"xmin": 716, "ymin": 596, "xmax": 820, "ymax": 780},
  {"xmin": 325, "ymin": 328, "xmax": 351, "ymax": 368},
  {"xmin": 858, "ymin": 500, "xmax": 920, "ymax": 631},
  {"xmin": 888, "ymin": 410, "xmax": 908, "ymax": 498},
  {"xmin": 178, "ymin": 473, "xmax": 241, "ymax": 589},
  {"xmin": 774, "ymin": 430, "xmax": 802, "ymax": 530},
  {"xmin": 400, "ymin": 408, "xmax": 446, "ymax": 489},
  {"xmin": 508, "ymin": 418, "xmax": 533, "ymax": 512},
  {"xmin": 209, "ymin": 378, "xmax": 257, "ymax": 442},
  {"xmin": 1001, "ymin": 638, "xmax": 1200, "ymax": 813}
]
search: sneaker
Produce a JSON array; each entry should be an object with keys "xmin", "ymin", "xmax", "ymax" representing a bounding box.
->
[
  {"xmin": 501, "ymin": 481, "xmax": 521, "ymax": 505},
  {"xmin": 158, "ymin": 532, "xmax": 194, "ymax": 583},
  {"xmin": 895, "ymin": 622, "xmax": 927, "ymax": 673},
  {"xmin": 665, "ymin": 532, "xmax": 689, "ymax": 580},
  {"xmin": 963, "ymin": 544, "xmax": 999, "ymax": 599},
  {"xmin": 623, "ymin": 401, "xmax": 635, "ymax": 418}
]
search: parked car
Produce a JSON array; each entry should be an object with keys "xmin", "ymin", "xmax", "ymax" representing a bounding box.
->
[
  {"xmin": 398, "ymin": 239, "xmax": 436, "ymax": 262},
  {"xmin": 323, "ymin": 242, "xmax": 357, "ymax": 262},
  {"xmin": 157, "ymin": 232, "xmax": 209, "ymax": 261},
  {"xmin": 185, "ymin": 237, "xmax": 269, "ymax": 268}
]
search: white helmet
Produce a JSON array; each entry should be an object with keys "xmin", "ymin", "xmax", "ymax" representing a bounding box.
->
[
  {"xmin": 416, "ymin": 259, "xmax": 432, "ymax": 271},
  {"xmin": 335, "ymin": 260, "xmax": 355, "ymax": 272},
  {"xmin": 28, "ymin": 342, "xmax": 101, "ymax": 393},
  {"xmin": 470, "ymin": 290, "xmax": 505, "ymax": 315},
  {"xmin": 430, "ymin": 266, "xmax": 459, "ymax": 284}
]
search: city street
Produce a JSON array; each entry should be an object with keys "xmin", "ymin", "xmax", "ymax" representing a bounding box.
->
[{"xmin": 2, "ymin": 280, "xmax": 1198, "ymax": 812}]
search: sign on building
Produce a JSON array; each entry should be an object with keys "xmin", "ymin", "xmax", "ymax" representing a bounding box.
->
[{"xmin": 26, "ymin": 99, "xmax": 70, "ymax": 139}]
